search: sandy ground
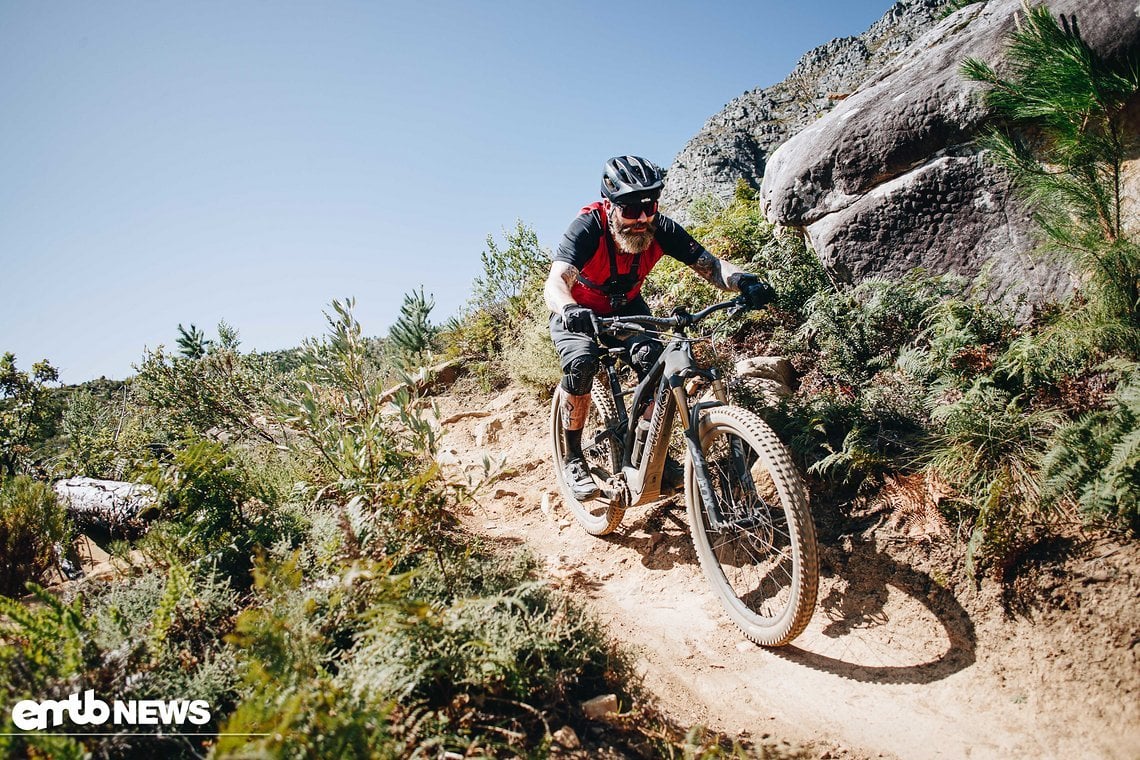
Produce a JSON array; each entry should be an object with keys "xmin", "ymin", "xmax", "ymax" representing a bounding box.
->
[{"xmin": 432, "ymin": 384, "xmax": 1140, "ymax": 760}]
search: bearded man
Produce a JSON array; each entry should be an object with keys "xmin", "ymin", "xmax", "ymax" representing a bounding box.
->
[{"xmin": 544, "ymin": 155, "xmax": 775, "ymax": 498}]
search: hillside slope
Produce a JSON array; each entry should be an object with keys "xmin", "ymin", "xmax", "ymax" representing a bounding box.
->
[{"xmin": 433, "ymin": 382, "xmax": 1140, "ymax": 760}]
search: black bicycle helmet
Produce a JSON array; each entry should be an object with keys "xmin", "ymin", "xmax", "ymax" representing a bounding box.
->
[{"xmin": 600, "ymin": 155, "xmax": 665, "ymax": 203}]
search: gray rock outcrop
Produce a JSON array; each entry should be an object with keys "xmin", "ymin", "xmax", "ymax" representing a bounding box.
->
[
  {"xmin": 54, "ymin": 477, "xmax": 156, "ymax": 531},
  {"xmin": 661, "ymin": 0, "xmax": 951, "ymax": 224},
  {"xmin": 759, "ymin": 0, "xmax": 1140, "ymax": 308}
]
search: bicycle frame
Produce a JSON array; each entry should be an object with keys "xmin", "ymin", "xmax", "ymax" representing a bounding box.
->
[{"xmin": 591, "ymin": 304, "xmax": 743, "ymax": 523}]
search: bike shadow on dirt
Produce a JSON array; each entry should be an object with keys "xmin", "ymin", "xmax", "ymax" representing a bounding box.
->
[
  {"xmin": 604, "ymin": 498, "xmax": 701, "ymax": 571},
  {"xmin": 771, "ymin": 536, "xmax": 977, "ymax": 685}
]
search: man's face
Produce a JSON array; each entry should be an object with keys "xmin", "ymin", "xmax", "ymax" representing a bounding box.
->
[
  {"xmin": 611, "ymin": 197, "xmax": 658, "ymax": 233},
  {"xmin": 607, "ymin": 197, "xmax": 658, "ymax": 253}
]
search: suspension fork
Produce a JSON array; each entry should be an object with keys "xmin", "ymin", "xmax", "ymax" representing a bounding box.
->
[{"xmin": 672, "ymin": 373, "xmax": 732, "ymax": 530}]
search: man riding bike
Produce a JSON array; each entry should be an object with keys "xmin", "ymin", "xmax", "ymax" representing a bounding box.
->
[{"xmin": 545, "ymin": 155, "xmax": 775, "ymax": 499}]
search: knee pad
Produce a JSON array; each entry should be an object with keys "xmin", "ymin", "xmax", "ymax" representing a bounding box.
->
[
  {"xmin": 561, "ymin": 355, "xmax": 598, "ymax": 396},
  {"xmin": 629, "ymin": 340, "xmax": 663, "ymax": 378}
]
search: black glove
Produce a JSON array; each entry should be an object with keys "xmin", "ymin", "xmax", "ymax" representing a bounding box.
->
[
  {"xmin": 562, "ymin": 304, "xmax": 596, "ymax": 335},
  {"xmin": 737, "ymin": 274, "xmax": 776, "ymax": 310}
]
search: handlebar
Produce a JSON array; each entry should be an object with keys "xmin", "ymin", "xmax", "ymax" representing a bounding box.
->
[{"xmin": 595, "ymin": 296, "xmax": 748, "ymax": 335}]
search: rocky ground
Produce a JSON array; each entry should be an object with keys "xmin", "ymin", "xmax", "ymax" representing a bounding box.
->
[{"xmin": 432, "ymin": 381, "xmax": 1140, "ymax": 760}]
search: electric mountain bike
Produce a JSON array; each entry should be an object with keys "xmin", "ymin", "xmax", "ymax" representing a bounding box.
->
[{"xmin": 549, "ymin": 296, "xmax": 818, "ymax": 646}]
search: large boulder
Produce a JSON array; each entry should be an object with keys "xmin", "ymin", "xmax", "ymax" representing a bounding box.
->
[{"xmin": 759, "ymin": 0, "xmax": 1140, "ymax": 308}]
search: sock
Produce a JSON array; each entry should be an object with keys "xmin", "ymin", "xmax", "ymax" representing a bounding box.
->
[{"xmin": 565, "ymin": 428, "xmax": 584, "ymax": 460}]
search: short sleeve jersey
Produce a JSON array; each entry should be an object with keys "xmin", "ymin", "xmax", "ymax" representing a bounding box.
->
[{"xmin": 553, "ymin": 203, "xmax": 707, "ymax": 314}]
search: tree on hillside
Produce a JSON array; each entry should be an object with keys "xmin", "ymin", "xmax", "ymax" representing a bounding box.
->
[
  {"xmin": 0, "ymin": 354, "xmax": 60, "ymax": 475},
  {"xmin": 961, "ymin": 2, "xmax": 1140, "ymax": 534},
  {"xmin": 962, "ymin": 3, "xmax": 1140, "ymax": 351},
  {"xmin": 472, "ymin": 221, "xmax": 550, "ymax": 317},
  {"xmin": 177, "ymin": 323, "xmax": 214, "ymax": 360},
  {"xmin": 388, "ymin": 287, "xmax": 438, "ymax": 370}
]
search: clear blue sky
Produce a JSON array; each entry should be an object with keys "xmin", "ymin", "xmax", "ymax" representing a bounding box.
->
[{"xmin": 1, "ymin": 0, "xmax": 893, "ymax": 384}]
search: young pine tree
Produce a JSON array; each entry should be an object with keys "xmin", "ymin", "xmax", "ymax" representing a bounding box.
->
[{"xmin": 388, "ymin": 287, "xmax": 438, "ymax": 371}]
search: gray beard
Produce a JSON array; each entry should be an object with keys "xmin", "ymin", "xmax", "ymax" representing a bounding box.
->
[{"xmin": 609, "ymin": 214, "xmax": 657, "ymax": 254}]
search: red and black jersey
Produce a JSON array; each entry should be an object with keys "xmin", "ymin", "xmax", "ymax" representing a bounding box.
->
[{"xmin": 553, "ymin": 201, "xmax": 707, "ymax": 315}]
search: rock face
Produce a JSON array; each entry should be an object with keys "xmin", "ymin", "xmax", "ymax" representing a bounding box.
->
[
  {"xmin": 759, "ymin": 0, "xmax": 1140, "ymax": 307},
  {"xmin": 662, "ymin": 0, "xmax": 951, "ymax": 224}
]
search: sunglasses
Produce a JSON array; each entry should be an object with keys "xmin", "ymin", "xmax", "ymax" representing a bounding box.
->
[{"xmin": 616, "ymin": 198, "xmax": 658, "ymax": 219}]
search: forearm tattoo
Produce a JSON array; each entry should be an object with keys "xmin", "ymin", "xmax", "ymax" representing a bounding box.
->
[
  {"xmin": 691, "ymin": 252, "xmax": 748, "ymax": 292},
  {"xmin": 691, "ymin": 252, "xmax": 731, "ymax": 290},
  {"xmin": 545, "ymin": 263, "xmax": 582, "ymax": 313},
  {"xmin": 560, "ymin": 265, "xmax": 580, "ymax": 289}
]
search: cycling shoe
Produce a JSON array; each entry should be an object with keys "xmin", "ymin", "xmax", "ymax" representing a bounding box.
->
[{"xmin": 563, "ymin": 456, "xmax": 599, "ymax": 500}]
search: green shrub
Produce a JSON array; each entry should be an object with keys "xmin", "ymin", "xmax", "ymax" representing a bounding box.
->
[
  {"xmin": 0, "ymin": 563, "xmax": 241, "ymax": 760},
  {"xmin": 279, "ymin": 299, "xmax": 454, "ymax": 558},
  {"xmin": 928, "ymin": 381, "xmax": 1064, "ymax": 574},
  {"xmin": 132, "ymin": 323, "xmax": 286, "ymax": 445},
  {"xmin": 220, "ymin": 544, "xmax": 633, "ymax": 758},
  {"xmin": 501, "ymin": 293, "xmax": 562, "ymax": 391},
  {"xmin": 805, "ymin": 372, "xmax": 932, "ymax": 491},
  {"xmin": 0, "ymin": 476, "xmax": 70, "ymax": 597},
  {"xmin": 675, "ymin": 185, "xmax": 831, "ymax": 318},
  {"xmin": 1043, "ymin": 364, "xmax": 1140, "ymax": 532},
  {"xmin": 0, "ymin": 354, "xmax": 61, "ymax": 476},
  {"xmin": 802, "ymin": 271, "xmax": 963, "ymax": 384},
  {"xmin": 388, "ymin": 286, "xmax": 440, "ymax": 371},
  {"xmin": 140, "ymin": 439, "xmax": 303, "ymax": 581}
]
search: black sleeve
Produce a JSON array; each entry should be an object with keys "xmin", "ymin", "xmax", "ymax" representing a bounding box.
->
[
  {"xmin": 654, "ymin": 215, "xmax": 707, "ymax": 266},
  {"xmin": 553, "ymin": 210, "xmax": 604, "ymax": 269}
]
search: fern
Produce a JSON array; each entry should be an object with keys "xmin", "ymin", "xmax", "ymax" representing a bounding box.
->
[{"xmin": 1043, "ymin": 364, "xmax": 1140, "ymax": 530}]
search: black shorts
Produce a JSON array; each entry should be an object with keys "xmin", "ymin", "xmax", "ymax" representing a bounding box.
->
[{"xmin": 549, "ymin": 296, "xmax": 662, "ymax": 376}]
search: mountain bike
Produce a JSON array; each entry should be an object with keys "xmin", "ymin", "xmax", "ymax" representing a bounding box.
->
[{"xmin": 549, "ymin": 297, "xmax": 818, "ymax": 646}]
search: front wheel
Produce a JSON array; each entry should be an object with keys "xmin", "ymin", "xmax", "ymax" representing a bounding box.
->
[
  {"xmin": 550, "ymin": 380, "xmax": 626, "ymax": 535},
  {"xmin": 685, "ymin": 406, "xmax": 818, "ymax": 646}
]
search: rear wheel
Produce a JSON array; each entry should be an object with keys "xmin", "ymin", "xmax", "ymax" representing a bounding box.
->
[
  {"xmin": 550, "ymin": 378, "xmax": 626, "ymax": 535},
  {"xmin": 685, "ymin": 406, "xmax": 818, "ymax": 646}
]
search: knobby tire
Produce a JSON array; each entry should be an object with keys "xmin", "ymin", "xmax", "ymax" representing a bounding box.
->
[
  {"xmin": 685, "ymin": 406, "xmax": 818, "ymax": 646},
  {"xmin": 550, "ymin": 379, "xmax": 626, "ymax": 535}
]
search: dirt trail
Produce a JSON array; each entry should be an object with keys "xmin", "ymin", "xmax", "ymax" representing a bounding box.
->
[{"xmin": 432, "ymin": 385, "xmax": 1140, "ymax": 760}]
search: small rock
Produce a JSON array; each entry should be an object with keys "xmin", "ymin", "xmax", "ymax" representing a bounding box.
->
[
  {"xmin": 489, "ymin": 388, "xmax": 525, "ymax": 411},
  {"xmin": 441, "ymin": 410, "xmax": 491, "ymax": 424},
  {"xmin": 552, "ymin": 725, "xmax": 581, "ymax": 749},
  {"xmin": 581, "ymin": 694, "xmax": 619, "ymax": 719},
  {"xmin": 474, "ymin": 417, "xmax": 505, "ymax": 447},
  {"xmin": 734, "ymin": 356, "xmax": 795, "ymax": 387},
  {"xmin": 436, "ymin": 449, "xmax": 461, "ymax": 466},
  {"xmin": 736, "ymin": 640, "xmax": 754, "ymax": 653},
  {"xmin": 541, "ymin": 493, "xmax": 552, "ymax": 517}
]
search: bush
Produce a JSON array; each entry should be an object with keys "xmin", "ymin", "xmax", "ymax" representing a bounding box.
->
[
  {"xmin": 0, "ymin": 354, "xmax": 61, "ymax": 476},
  {"xmin": 279, "ymin": 299, "xmax": 454, "ymax": 559},
  {"xmin": 802, "ymin": 271, "xmax": 964, "ymax": 384},
  {"xmin": 0, "ymin": 476, "xmax": 70, "ymax": 597},
  {"xmin": 219, "ymin": 544, "xmax": 632, "ymax": 758},
  {"xmin": 1043, "ymin": 364, "xmax": 1140, "ymax": 532},
  {"xmin": 501, "ymin": 294, "xmax": 562, "ymax": 391},
  {"xmin": 132, "ymin": 323, "xmax": 285, "ymax": 445},
  {"xmin": 927, "ymin": 381, "xmax": 1064, "ymax": 574},
  {"xmin": 0, "ymin": 564, "xmax": 241, "ymax": 760},
  {"xmin": 140, "ymin": 439, "xmax": 303, "ymax": 582}
]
